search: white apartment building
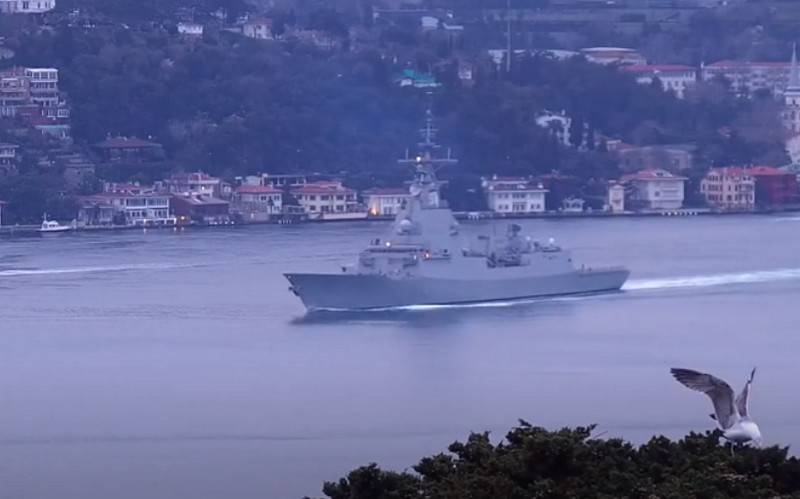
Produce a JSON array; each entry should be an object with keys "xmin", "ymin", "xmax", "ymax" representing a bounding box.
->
[
  {"xmin": 0, "ymin": 0, "xmax": 56, "ymax": 13},
  {"xmin": 622, "ymin": 169, "xmax": 686, "ymax": 210},
  {"xmin": 483, "ymin": 177, "xmax": 548, "ymax": 214}
]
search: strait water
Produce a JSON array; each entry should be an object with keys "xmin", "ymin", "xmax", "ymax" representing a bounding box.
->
[{"xmin": 0, "ymin": 215, "xmax": 799, "ymax": 498}]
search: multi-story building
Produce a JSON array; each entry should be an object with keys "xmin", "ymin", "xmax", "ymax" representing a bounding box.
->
[
  {"xmin": 171, "ymin": 193, "xmax": 230, "ymax": 225},
  {"xmin": 607, "ymin": 182, "xmax": 625, "ymax": 213},
  {"xmin": 92, "ymin": 136, "xmax": 165, "ymax": 163},
  {"xmin": 784, "ymin": 45, "xmax": 800, "ymax": 134},
  {"xmin": 231, "ymin": 185, "xmax": 283, "ymax": 222},
  {"xmin": 748, "ymin": 166, "xmax": 799, "ymax": 207},
  {"xmin": 177, "ymin": 22, "xmax": 204, "ymax": 36},
  {"xmin": 702, "ymin": 60, "xmax": 790, "ymax": 97},
  {"xmin": 25, "ymin": 68, "xmax": 59, "ymax": 108},
  {"xmin": 363, "ymin": 188, "xmax": 409, "ymax": 216},
  {"xmin": 622, "ymin": 169, "xmax": 686, "ymax": 210},
  {"xmin": 620, "ymin": 65, "xmax": 697, "ymax": 99},
  {"xmin": 291, "ymin": 181, "xmax": 362, "ymax": 219},
  {"xmin": 699, "ymin": 167, "xmax": 755, "ymax": 211},
  {"xmin": 483, "ymin": 176, "xmax": 548, "ymax": 214},
  {"xmin": 0, "ymin": 0, "xmax": 56, "ymax": 13},
  {"xmin": 0, "ymin": 143, "xmax": 18, "ymax": 173},
  {"xmin": 162, "ymin": 172, "xmax": 221, "ymax": 197},
  {"xmin": 0, "ymin": 73, "xmax": 29, "ymax": 117},
  {"xmin": 242, "ymin": 18, "xmax": 274, "ymax": 40},
  {"xmin": 80, "ymin": 183, "xmax": 175, "ymax": 226}
]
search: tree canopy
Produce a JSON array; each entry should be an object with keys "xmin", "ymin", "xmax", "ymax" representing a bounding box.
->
[{"xmin": 313, "ymin": 421, "xmax": 800, "ymax": 499}]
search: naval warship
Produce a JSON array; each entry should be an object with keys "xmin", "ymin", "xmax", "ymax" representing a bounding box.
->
[{"xmin": 285, "ymin": 112, "xmax": 629, "ymax": 310}]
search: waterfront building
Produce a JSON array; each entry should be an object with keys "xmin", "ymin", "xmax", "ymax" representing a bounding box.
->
[
  {"xmin": 622, "ymin": 168, "xmax": 686, "ymax": 210},
  {"xmin": 620, "ymin": 65, "xmax": 696, "ymax": 98},
  {"xmin": 699, "ymin": 167, "xmax": 755, "ymax": 211},
  {"xmin": 748, "ymin": 166, "xmax": 799, "ymax": 206},
  {"xmin": 79, "ymin": 183, "xmax": 175, "ymax": 226},
  {"xmin": 483, "ymin": 176, "xmax": 548, "ymax": 214},
  {"xmin": 231, "ymin": 185, "xmax": 283, "ymax": 222},
  {"xmin": 171, "ymin": 193, "xmax": 230, "ymax": 224},
  {"xmin": 0, "ymin": 0, "xmax": 55, "ymax": 13},
  {"xmin": 363, "ymin": 188, "xmax": 409, "ymax": 216},
  {"xmin": 607, "ymin": 182, "xmax": 625, "ymax": 213},
  {"xmin": 291, "ymin": 181, "xmax": 362, "ymax": 219}
]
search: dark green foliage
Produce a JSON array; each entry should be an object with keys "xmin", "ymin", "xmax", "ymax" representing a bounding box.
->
[{"xmin": 315, "ymin": 421, "xmax": 800, "ymax": 499}]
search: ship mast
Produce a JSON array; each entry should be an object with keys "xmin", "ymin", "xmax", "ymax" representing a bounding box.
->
[{"xmin": 397, "ymin": 110, "xmax": 458, "ymax": 209}]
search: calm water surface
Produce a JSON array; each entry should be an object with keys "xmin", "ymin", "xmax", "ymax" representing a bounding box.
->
[{"xmin": 1, "ymin": 215, "xmax": 799, "ymax": 499}]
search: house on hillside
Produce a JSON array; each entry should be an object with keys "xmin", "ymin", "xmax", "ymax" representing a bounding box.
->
[
  {"xmin": 0, "ymin": 0, "xmax": 56, "ymax": 14},
  {"xmin": 242, "ymin": 17, "xmax": 273, "ymax": 40},
  {"xmin": 616, "ymin": 144, "xmax": 696, "ymax": 172},
  {"xmin": 620, "ymin": 65, "xmax": 697, "ymax": 98},
  {"xmin": 0, "ymin": 143, "xmax": 19, "ymax": 174},
  {"xmin": 177, "ymin": 22, "xmax": 204, "ymax": 37},
  {"xmin": 92, "ymin": 136, "xmax": 164, "ymax": 163}
]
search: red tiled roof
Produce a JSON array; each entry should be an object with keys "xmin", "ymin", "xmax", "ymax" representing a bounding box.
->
[
  {"xmin": 746, "ymin": 166, "xmax": 791, "ymax": 176},
  {"xmin": 622, "ymin": 169, "xmax": 687, "ymax": 181},
  {"xmin": 622, "ymin": 64, "xmax": 694, "ymax": 73},
  {"xmin": 363, "ymin": 187, "xmax": 409, "ymax": 195},
  {"xmin": 94, "ymin": 137, "xmax": 162, "ymax": 149},
  {"xmin": 236, "ymin": 185, "xmax": 281, "ymax": 194}
]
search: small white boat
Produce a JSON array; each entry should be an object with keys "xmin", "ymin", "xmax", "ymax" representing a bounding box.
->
[{"xmin": 38, "ymin": 215, "xmax": 73, "ymax": 233}]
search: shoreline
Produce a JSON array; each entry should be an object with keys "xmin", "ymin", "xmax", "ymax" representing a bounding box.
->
[{"xmin": 1, "ymin": 207, "xmax": 798, "ymax": 237}]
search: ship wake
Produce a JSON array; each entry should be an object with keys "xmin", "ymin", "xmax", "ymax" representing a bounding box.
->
[
  {"xmin": 624, "ymin": 267, "xmax": 800, "ymax": 292},
  {"xmin": 0, "ymin": 262, "xmax": 200, "ymax": 277}
]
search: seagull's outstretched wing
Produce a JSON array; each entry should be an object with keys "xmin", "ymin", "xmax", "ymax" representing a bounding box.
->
[
  {"xmin": 735, "ymin": 367, "xmax": 756, "ymax": 419},
  {"xmin": 671, "ymin": 368, "xmax": 738, "ymax": 429}
]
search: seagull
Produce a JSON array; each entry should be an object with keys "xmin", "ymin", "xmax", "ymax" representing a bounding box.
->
[{"xmin": 670, "ymin": 367, "xmax": 761, "ymax": 451}]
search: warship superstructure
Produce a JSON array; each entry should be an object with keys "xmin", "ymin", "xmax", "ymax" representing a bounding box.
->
[{"xmin": 286, "ymin": 112, "xmax": 629, "ymax": 310}]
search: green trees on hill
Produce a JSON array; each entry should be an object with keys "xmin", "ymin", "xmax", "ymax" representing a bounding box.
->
[
  {"xmin": 0, "ymin": 1, "xmax": 791, "ymax": 219},
  {"xmin": 312, "ymin": 421, "xmax": 800, "ymax": 499}
]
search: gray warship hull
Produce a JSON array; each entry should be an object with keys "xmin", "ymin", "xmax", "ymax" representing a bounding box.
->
[{"xmin": 286, "ymin": 267, "xmax": 630, "ymax": 311}]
